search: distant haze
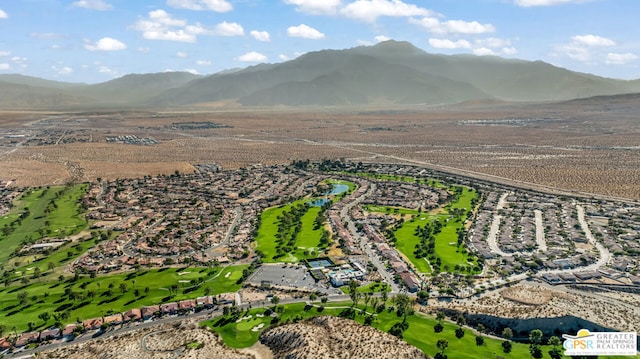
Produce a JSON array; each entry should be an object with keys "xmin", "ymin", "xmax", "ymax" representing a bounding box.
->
[{"xmin": 0, "ymin": 41, "xmax": 639, "ymax": 109}]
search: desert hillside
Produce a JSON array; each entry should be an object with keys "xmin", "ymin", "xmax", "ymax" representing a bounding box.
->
[
  {"xmin": 259, "ymin": 316, "xmax": 428, "ymax": 359},
  {"xmin": 40, "ymin": 321, "xmax": 256, "ymax": 359}
]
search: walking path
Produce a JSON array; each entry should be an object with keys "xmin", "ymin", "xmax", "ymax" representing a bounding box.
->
[
  {"xmin": 486, "ymin": 192, "xmax": 510, "ymax": 257},
  {"xmin": 534, "ymin": 209, "xmax": 547, "ymax": 252}
]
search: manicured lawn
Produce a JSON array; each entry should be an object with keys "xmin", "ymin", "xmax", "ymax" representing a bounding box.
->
[
  {"xmin": 0, "ymin": 265, "xmax": 247, "ymax": 332},
  {"xmin": 394, "ymin": 217, "xmax": 434, "ymax": 273},
  {"xmin": 0, "ymin": 184, "xmax": 88, "ymax": 265},
  {"xmin": 341, "ymin": 281, "xmax": 391, "ymax": 294},
  {"xmin": 388, "ymin": 187, "xmax": 479, "ymax": 275},
  {"xmin": 255, "ymin": 201, "xmax": 326, "ymax": 263},
  {"xmin": 204, "ymin": 302, "xmax": 347, "ymax": 348},
  {"xmin": 205, "ymin": 301, "xmax": 574, "ymax": 359},
  {"xmin": 363, "ymin": 205, "xmax": 420, "ymax": 216}
]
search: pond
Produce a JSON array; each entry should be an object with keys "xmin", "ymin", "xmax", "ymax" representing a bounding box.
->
[
  {"xmin": 326, "ymin": 183, "xmax": 349, "ymax": 195},
  {"xmin": 308, "ymin": 198, "xmax": 330, "ymax": 207}
]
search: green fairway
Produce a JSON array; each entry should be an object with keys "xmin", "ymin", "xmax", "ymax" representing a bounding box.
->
[
  {"xmin": 0, "ymin": 264, "xmax": 247, "ymax": 332},
  {"xmin": 379, "ymin": 186, "xmax": 479, "ymax": 275},
  {"xmin": 0, "ymin": 184, "xmax": 88, "ymax": 265},
  {"xmin": 341, "ymin": 281, "xmax": 391, "ymax": 294},
  {"xmin": 254, "ymin": 202, "xmax": 326, "ymax": 263},
  {"xmin": 394, "ymin": 217, "xmax": 435, "ymax": 273},
  {"xmin": 363, "ymin": 205, "xmax": 420, "ymax": 215},
  {"xmin": 205, "ymin": 300, "xmax": 575, "ymax": 359}
]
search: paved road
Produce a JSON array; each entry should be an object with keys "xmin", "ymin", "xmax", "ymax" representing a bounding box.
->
[
  {"xmin": 486, "ymin": 192, "xmax": 510, "ymax": 257},
  {"xmin": 9, "ymin": 293, "xmax": 360, "ymax": 358},
  {"xmin": 534, "ymin": 209, "xmax": 548, "ymax": 252},
  {"xmin": 339, "ymin": 182, "xmax": 401, "ymax": 293}
]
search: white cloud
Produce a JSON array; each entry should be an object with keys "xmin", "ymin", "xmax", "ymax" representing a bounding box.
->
[
  {"xmin": 606, "ymin": 52, "xmax": 638, "ymax": 65},
  {"xmin": 134, "ymin": 10, "xmax": 196, "ymax": 42},
  {"xmin": 474, "ymin": 38, "xmax": 518, "ymax": 55},
  {"xmin": 375, "ymin": 35, "xmax": 391, "ymax": 42},
  {"xmin": 167, "ymin": 0, "xmax": 232, "ymax": 12},
  {"xmin": 138, "ymin": 47, "xmax": 150, "ymax": 54},
  {"xmin": 572, "ymin": 34, "xmax": 615, "ymax": 47},
  {"xmin": 212, "ymin": 21, "xmax": 244, "ymax": 36},
  {"xmin": 514, "ymin": 0, "xmax": 585, "ymax": 7},
  {"xmin": 475, "ymin": 37, "xmax": 510, "ymax": 49},
  {"xmin": 30, "ymin": 32, "xmax": 64, "ymax": 39},
  {"xmin": 0, "ymin": 51, "xmax": 10, "ymax": 57},
  {"xmin": 558, "ymin": 34, "xmax": 616, "ymax": 63},
  {"xmin": 11, "ymin": 56, "xmax": 28, "ymax": 67},
  {"xmin": 428, "ymin": 38, "xmax": 471, "ymax": 49},
  {"xmin": 72, "ymin": 0, "xmax": 112, "ymax": 10},
  {"xmin": 85, "ymin": 37, "xmax": 127, "ymax": 51},
  {"xmin": 0, "ymin": 63, "xmax": 10, "ymax": 70},
  {"xmin": 287, "ymin": 24, "xmax": 325, "ymax": 39},
  {"xmin": 134, "ymin": 10, "xmax": 241, "ymax": 42},
  {"xmin": 0, "ymin": 9, "xmax": 8, "ymax": 19},
  {"xmin": 283, "ymin": 0, "xmax": 342, "ymax": 15},
  {"xmin": 410, "ymin": 17, "xmax": 495, "ymax": 34},
  {"xmin": 279, "ymin": 54, "xmax": 290, "ymax": 61},
  {"xmin": 98, "ymin": 65, "xmax": 117, "ymax": 75},
  {"xmin": 183, "ymin": 68, "xmax": 200, "ymax": 75},
  {"xmin": 473, "ymin": 47, "xmax": 497, "ymax": 56},
  {"xmin": 340, "ymin": 0, "xmax": 432, "ymax": 22},
  {"xmin": 196, "ymin": 60, "xmax": 211, "ymax": 65},
  {"xmin": 176, "ymin": 51, "xmax": 188, "ymax": 58},
  {"xmin": 250, "ymin": 30, "xmax": 271, "ymax": 42},
  {"xmin": 237, "ymin": 51, "xmax": 267, "ymax": 62},
  {"xmin": 502, "ymin": 47, "xmax": 518, "ymax": 55},
  {"xmin": 52, "ymin": 65, "xmax": 74, "ymax": 75}
]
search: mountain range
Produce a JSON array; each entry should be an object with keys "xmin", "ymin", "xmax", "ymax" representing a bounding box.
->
[{"xmin": 1, "ymin": 40, "xmax": 639, "ymax": 109}]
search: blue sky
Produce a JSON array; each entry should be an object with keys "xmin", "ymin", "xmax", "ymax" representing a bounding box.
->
[{"xmin": 0, "ymin": 0, "xmax": 638, "ymax": 83}]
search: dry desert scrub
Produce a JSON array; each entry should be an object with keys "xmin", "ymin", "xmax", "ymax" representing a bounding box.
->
[
  {"xmin": 41, "ymin": 321, "xmax": 255, "ymax": 359},
  {"xmin": 260, "ymin": 316, "xmax": 428, "ymax": 359},
  {"xmin": 431, "ymin": 283, "xmax": 640, "ymax": 334}
]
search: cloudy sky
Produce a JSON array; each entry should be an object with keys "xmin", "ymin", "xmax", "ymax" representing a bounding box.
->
[{"xmin": 0, "ymin": 0, "xmax": 638, "ymax": 83}]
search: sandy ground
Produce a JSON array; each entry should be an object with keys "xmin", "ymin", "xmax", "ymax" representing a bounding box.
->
[
  {"xmin": 40, "ymin": 320, "xmax": 255, "ymax": 359},
  {"xmin": 428, "ymin": 281, "xmax": 640, "ymax": 335},
  {"xmin": 260, "ymin": 316, "xmax": 428, "ymax": 359}
]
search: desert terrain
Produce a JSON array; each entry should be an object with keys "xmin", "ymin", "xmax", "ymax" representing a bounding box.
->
[
  {"xmin": 40, "ymin": 320, "xmax": 257, "ymax": 359},
  {"xmin": 1, "ymin": 96, "xmax": 639, "ymax": 200},
  {"xmin": 430, "ymin": 281, "xmax": 640, "ymax": 337},
  {"xmin": 260, "ymin": 316, "xmax": 428, "ymax": 359}
]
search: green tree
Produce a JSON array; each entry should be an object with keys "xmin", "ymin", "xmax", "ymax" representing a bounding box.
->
[
  {"xmin": 501, "ymin": 341, "xmax": 512, "ymax": 353},
  {"xmin": 529, "ymin": 329, "xmax": 544, "ymax": 359},
  {"xmin": 475, "ymin": 335, "xmax": 484, "ymax": 346},
  {"xmin": 548, "ymin": 336, "xmax": 562, "ymax": 359},
  {"xmin": 436, "ymin": 338, "xmax": 449, "ymax": 359},
  {"xmin": 38, "ymin": 311, "xmax": 51, "ymax": 324},
  {"xmin": 348, "ymin": 280, "xmax": 360, "ymax": 307},
  {"xmin": 501, "ymin": 327, "xmax": 513, "ymax": 339}
]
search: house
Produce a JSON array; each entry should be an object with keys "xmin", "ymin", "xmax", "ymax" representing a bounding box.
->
[
  {"xmin": 103, "ymin": 313, "xmax": 124, "ymax": 326},
  {"xmin": 62, "ymin": 324, "xmax": 79, "ymax": 339},
  {"xmin": 83, "ymin": 317, "xmax": 104, "ymax": 330},
  {"xmin": 15, "ymin": 331, "xmax": 40, "ymax": 347},
  {"xmin": 141, "ymin": 305, "xmax": 160, "ymax": 320},
  {"xmin": 196, "ymin": 296, "xmax": 214, "ymax": 308},
  {"xmin": 160, "ymin": 302, "xmax": 178, "ymax": 315},
  {"xmin": 178, "ymin": 299, "xmax": 196, "ymax": 312},
  {"xmin": 398, "ymin": 272, "xmax": 420, "ymax": 293},
  {"xmin": 328, "ymin": 268, "xmax": 365, "ymax": 287},
  {"xmin": 40, "ymin": 327, "xmax": 61, "ymax": 341},
  {"xmin": 123, "ymin": 308, "xmax": 142, "ymax": 322},
  {"xmin": 0, "ymin": 337, "xmax": 12, "ymax": 350}
]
